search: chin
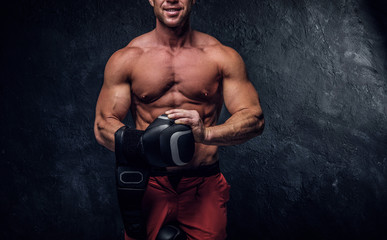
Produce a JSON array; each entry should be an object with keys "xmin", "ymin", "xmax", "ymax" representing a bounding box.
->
[
  {"xmin": 164, "ymin": 21, "xmax": 183, "ymax": 28},
  {"xmin": 161, "ymin": 18, "xmax": 185, "ymax": 28}
]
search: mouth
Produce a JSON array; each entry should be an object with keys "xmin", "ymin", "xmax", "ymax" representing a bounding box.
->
[{"xmin": 164, "ymin": 8, "xmax": 182, "ymax": 16}]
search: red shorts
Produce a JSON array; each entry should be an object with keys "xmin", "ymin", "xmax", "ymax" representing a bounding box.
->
[{"xmin": 125, "ymin": 173, "xmax": 230, "ymax": 240}]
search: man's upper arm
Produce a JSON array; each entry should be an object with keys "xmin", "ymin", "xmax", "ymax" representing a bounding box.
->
[
  {"xmin": 220, "ymin": 46, "xmax": 262, "ymax": 116},
  {"xmin": 96, "ymin": 49, "xmax": 134, "ymax": 123}
]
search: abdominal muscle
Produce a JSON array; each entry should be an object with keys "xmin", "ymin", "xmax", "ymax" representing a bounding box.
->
[{"xmin": 132, "ymin": 90, "xmax": 222, "ymax": 172}]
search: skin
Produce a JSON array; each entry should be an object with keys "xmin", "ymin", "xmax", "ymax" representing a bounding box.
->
[{"xmin": 94, "ymin": 0, "xmax": 265, "ymax": 170}]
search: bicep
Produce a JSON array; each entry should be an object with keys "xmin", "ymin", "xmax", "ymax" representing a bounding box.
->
[
  {"xmin": 221, "ymin": 49, "xmax": 262, "ymax": 115},
  {"xmin": 96, "ymin": 82, "xmax": 131, "ymax": 122},
  {"xmin": 95, "ymin": 52, "xmax": 132, "ymax": 122}
]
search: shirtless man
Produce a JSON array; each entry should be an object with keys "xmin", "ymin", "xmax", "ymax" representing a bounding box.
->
[{"xmin": 94, "ymin": 0, "xmax": 264, "ymax": 239}]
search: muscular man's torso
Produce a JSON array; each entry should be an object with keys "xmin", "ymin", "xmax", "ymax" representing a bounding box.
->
[{"xmin": 124, "ymin": 30, "xmax": 225, "ymax": 169}]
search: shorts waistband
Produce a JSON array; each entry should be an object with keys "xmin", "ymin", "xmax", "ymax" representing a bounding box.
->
[{"xmin": 150, "ymin": 161, "xmax": 220, "ymax": 177}]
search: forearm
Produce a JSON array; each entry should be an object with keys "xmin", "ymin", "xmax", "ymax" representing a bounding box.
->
[
  {"xmin": 94, "ymin": 116, "xmax": 125, "ymax": 152},
  {"xmin": 204, "ymin": 109, "xmax": 264, "ymax": 146}
]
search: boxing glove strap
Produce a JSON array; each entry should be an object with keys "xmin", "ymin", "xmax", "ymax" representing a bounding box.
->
[
  {"xmin": 115, "ymin": 126, "xmax": 145, "ymax": 167},
  {"xmin": 115, "ymin": 126, "xmax": 148, "ymax": 239}
]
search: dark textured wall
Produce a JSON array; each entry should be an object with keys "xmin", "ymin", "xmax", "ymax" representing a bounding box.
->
[{"xmin": 1, "ymin": 0, "xmax": 386, "ymax": 239}]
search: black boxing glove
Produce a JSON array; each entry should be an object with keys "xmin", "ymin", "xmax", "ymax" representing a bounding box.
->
[
  {"xmin": 140, "ymin": 114, "xmax": 195, "ymax": 167},
  {"xmin": 156, "ymin": 224, "xmax": 187, "ymax": 240}
]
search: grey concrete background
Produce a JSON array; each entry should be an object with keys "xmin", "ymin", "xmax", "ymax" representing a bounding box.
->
[{"xmin": 1, "ymin": 0, "xmax": 386, "ymax": 239}]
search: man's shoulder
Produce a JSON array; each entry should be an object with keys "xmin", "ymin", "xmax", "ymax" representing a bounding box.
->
[
  {"xmin": 192, "ymin": 31, "xmax": 222, "ymax": 51},
  {"xmin": 127, "ymin": 31, "xmax": 155, "ymax": 48},
  {"xmin": 191, "ymin": 31, "xmax": 218, "ymax": 45},
  {"xmin": 108, "ymin": 48, "xmax": 141, "ymax": 70},
  {"xmin": 192, "ymin": 31, "xmax": 239, "ymax": 56},
  {"xmin": 107, "ymin": 41, "xmax": 149, "ymax": 70},
  {"xmin": 110, "ymin": 31, "xmax": 155, "ymax": 61}
]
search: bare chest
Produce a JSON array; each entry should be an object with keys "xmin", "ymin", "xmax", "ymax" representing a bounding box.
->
[{"xmin": 130, "ymin": 48, "xmax": 221, "ymax": 104}]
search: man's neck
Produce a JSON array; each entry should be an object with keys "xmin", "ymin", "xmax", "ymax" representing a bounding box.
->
[{"xmin": 154, "ymin": 20, "xmax": 193, "ymax": 50}]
